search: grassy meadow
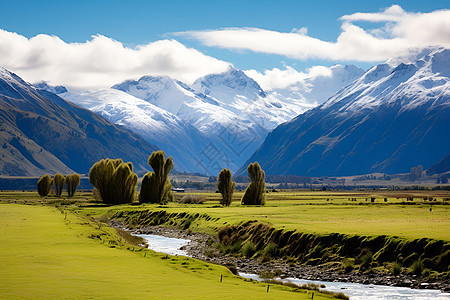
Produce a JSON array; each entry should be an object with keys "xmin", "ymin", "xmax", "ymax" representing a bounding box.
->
[
  {"xmin": 0, "ymin": 189, "xmax": 449, "ymax": 298},
  {"xmin": 0, "ymin": 193, "xmax": 345, "ymax": 299},
  {"xmin": 86, "ymin": 190, "xmax": 450, "ymax": 241}
]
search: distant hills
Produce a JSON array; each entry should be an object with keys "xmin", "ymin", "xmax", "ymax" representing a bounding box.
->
[
  {"xmin": 238, "ymin": 47, "xmax": 450, "ymax": 176},
  {"xmin": 427, "ymin": 154, "xmax": 450, "ymax": 175},
  {"xmin": 0, "ymin": 67, "xmax": 158, "ymax": 176}
]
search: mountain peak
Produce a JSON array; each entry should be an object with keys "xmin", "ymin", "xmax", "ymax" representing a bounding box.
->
[
  {"xmin": 192, "ymin": 66, "xmax": 266, "ymax": 101},
  {"xmin": 34, "ymin": 81, "xmax": 68, "ymax": 94}
]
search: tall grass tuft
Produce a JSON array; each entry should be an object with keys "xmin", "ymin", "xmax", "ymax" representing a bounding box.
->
[
  {"xmin": 241, "ymin": 242, "xmax": 256, "ymax": 258},
  {"xmin": 392, "ymin": 261, "xmax": 402, "ymax": 275},
  {"xmin": 411, "ymin": 258, "xmax": 424, "ymax": 275}
]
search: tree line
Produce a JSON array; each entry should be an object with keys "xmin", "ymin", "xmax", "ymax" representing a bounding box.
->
[
  {"xmin": 37, "ymin": 173, "xmax": 80, "ymax": 197},
  {"xmin": 36, "ymin": 150, "xmax": 266, "ymax": 206}
]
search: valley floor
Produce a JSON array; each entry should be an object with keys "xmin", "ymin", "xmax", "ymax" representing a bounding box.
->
[{"xmin": 0, "ymin": 201, "xmax": 336, "ymax": 299}]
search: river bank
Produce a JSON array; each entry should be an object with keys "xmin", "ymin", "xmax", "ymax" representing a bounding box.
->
[{"xmin": 109, "ymin": 220, "xmax": 450, "ymax": 293}]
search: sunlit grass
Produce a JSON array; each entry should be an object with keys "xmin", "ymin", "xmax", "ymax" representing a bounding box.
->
[{"xmin": 0, "ymin": 203, "xmax": 335, "ymax": 299}]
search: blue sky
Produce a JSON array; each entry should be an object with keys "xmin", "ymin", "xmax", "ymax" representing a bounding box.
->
[{"xmin": 0, "ymin": 0, "xmax": 449, "ymax": 89}]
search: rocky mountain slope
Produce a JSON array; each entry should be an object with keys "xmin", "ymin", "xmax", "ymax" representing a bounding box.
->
[
  {"xmin": 0, "ymin": 67, "xmax": 158, "ymax": 176},
  {"xmin": 239, "ymin": 47, "xmax": 450, "ymax": 176}
]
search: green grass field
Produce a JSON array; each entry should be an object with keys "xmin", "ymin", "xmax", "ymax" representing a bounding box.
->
[
  {"xmin": 0, "ymin": 202, "xmax": 337, "ymax": 299},
  {"xmin": 91, "ymin": 190, "xmax": 450, "ymax": 241},
  {"xmin": 1, "ymin": 189, "xmax": 448, "ymax": 298}
]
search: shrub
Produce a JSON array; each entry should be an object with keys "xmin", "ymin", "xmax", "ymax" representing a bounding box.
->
[
  {"xmin": 229, "ymin": 241, "xmax": 242, "ymax": 254},
  {"xmin": 241, "ymin": 162, "xmax": 265, "ymax": 205},
  {"xmin": 65, "ymin": 173, "xmax": 80, "ymax": 197},
  {"xmin": 53, "ymin": 173, "xmax": 65, "ymax": 197},
  {"xmin": 241, "ymin": 242, "xmax": 256, "ymax": 258},
  {"xmin": 342, "ymin": 259, "xmax": 354, "ymax": 273},
  {"xmin": 37, "ymin": 175, "xmax": 52, "ymax": 197},
  {"xmin": 139, "ymin": 151, "xmax": 173, "ymax": 204},
  {"xmin": 411, "ymin": 258, "xmax": 424, "ymax": 275},
  {"xmin": 217, "ymin": 168, "xmax": 235, "ymax": 206},
  {"xmin": 392, "ymin": 261, "xmax": 402, "ymax": 275},
  {"xmin": 263, "ymin": 242, "xmax": 278, "ymax": 258},
  {"xmin": 178, "ymin": 195, "xmax": 205, "ymax": 204},
  {"xmin": 89, "ymin": 158, "xmax": 138, "ymax": 204}
]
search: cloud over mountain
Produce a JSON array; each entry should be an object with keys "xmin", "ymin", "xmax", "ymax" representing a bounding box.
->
[
  {"xmin": 177, "ymin": 6, "xmax": 450, "ymax": 62},
  {"xmin": 0, "ymin": 30, "xmax": 230, "ymax": 89}
]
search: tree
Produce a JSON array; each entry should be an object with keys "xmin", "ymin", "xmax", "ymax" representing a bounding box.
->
[
  {"xmin": 89, "ymin": 158, "xmax": 137, "ymax": 204},
  {"xmin": 139, "ymin": 151, "xmax": 173, "ymax": 204},
  {"xmin": 217, "ymin": 168, "xmax": 235, "ymax": 206},
  {"xmin": 241, "ymin": 162, "xmax": 265, "ymax": 205},
  {"xmin": 65, "ymin": 173, "xmax": 80, "ymax": 197},
  {"xmin": 37, "ymin": 175, "xmax": 52, "ymax": 197},
  {"xmin": 53, "ymin": 173, "xmax": 65, "ymax": 197}
]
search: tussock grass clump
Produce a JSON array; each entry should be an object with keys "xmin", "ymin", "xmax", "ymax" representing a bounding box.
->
[
  {"xmin": 391, "ymin": 261, "xmax": 402, "ymax": 275},
  {"xmin": 411, "ymin": 258, "xmax": 424, "ymax": 275},
  {"xmin": 241, "ymin": 241, "xmax": 256, "ymax": 258},
  {"xmin": 178, "ymin": 195, "xmax": 205, "ymax": 204},
  {"xmin": 342, "ymin": 259, "xmax": 354, "ymax": 273},
  {"xmin": 263, "ymin": 242, "xmax": 279, "ymax": 258}
]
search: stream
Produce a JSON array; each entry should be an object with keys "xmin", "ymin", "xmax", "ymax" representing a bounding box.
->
[{"xmin": 136, "ymin": 233, "xmax": 450, "ymax": 300}]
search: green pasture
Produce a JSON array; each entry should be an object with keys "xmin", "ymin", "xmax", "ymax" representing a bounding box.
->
[
  {"xmin": 95, "ymin": 191, "xmax": 450, "ymax": 241},
  {"xmin": 0, "ymin": 203, "xmax": 336, "ymax": 299}
]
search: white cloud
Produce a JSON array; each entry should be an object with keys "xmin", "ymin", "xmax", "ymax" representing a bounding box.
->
[
  {"xmin": 340, "ymin": 4, "xmax": 406, "ymax": 22},
  {"xmin": 244, "ymin": 65, "xmax": 333, "ymax": 91},
  {"xmin": 176, "ymin": 6, "xmax": 450, "ymax": 62},
  {"xmin": 0, "ymin": 29, "xmax": 230, "ymax": 89}
]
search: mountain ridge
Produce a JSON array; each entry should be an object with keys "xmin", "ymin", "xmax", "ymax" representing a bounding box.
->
[
  {"xmin": 0, "ymin": 67, "xmax": 159, "ymax": 176},
  {"xmin": 238, "ymin": 47, "xmax": 450, "ymax": 176}
]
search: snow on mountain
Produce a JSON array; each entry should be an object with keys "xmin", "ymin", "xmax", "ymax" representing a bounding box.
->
[
  {"xmin": 263, "ymin": 65, "xmax": 365, "ymax": 106},
  {"xmin": 34, "ymin": 81, "xmax": 68, "ymax": 94},
  {"xmin": 59, "ymin": 88, "xmax": 211, "ymax": 173},
  {"xmin": 55, "ymin": 63, "xmax": 364, "ymax": 175},
  {"xmin": 239, "ymin": 46, "xmax": 450, "ymax": 177},
  {"xmin": 322, "ymin": 47, "xmax": 450, "ymax": 112},
  {"xmin": 111, "ymin": 76, "xmax": 197, "ymax": 115},
  {"xmin": 110, "ymin": 67, "xmax": 318, "ymax": 174}
]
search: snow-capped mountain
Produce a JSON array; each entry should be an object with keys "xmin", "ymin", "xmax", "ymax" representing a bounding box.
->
[
  {"xmin": 55, "ymin": 64, "xmax": 364, "ymax": 175},
  {"xmin": 60, "ymin": 88, "xmax": 211, "ymax": 173},
  {"xmin": 239, "ymin": 47, "xmax": 450, "ymax": 176},
  {"xmin": 110, "ymin": 67, "xmax": 318, "ymax": 174},
  {"xmin": 267, "ymin": 65, "xmax": 365, "ymax": 106}
]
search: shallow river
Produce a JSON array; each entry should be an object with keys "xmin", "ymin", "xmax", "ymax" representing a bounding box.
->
[{"xmin": 137, "ymin": 234, "xmax": 450, "ymax": 300}]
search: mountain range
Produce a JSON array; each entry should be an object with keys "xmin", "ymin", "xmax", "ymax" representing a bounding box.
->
[
  {"xmin": 2, "ymin": 47, "xmax": 447, "ymax": 178},
  {"xmin": 0, "ymin": 67, "xmax": 158, "ymax": 176},
  {"xmin": 239, "ymin": 47, "xmax": 450, "ymax": 176},
  {"xmin": 57, "ymin": 65, "xmax": 363, "ymax": 175}
]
